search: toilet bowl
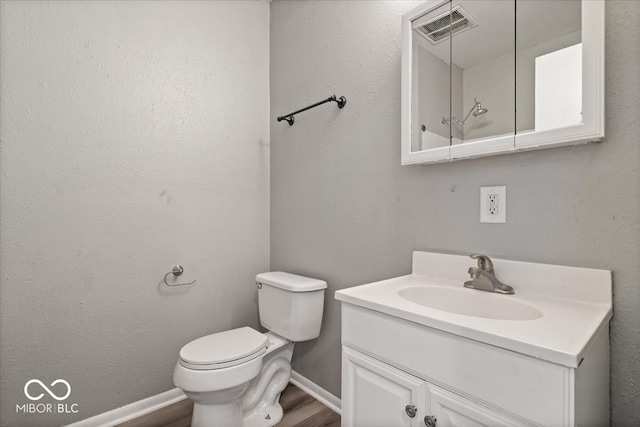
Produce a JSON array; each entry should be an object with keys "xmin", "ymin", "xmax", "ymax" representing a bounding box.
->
[
  {"xmin": 174, "ymin": 329, "xmax": 293, "ymax": 427},
  {"xmin": 173, "ymin": 272, "xmax": 326, "ymax": 427}
]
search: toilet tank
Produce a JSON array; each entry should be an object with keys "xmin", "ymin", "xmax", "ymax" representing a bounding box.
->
[{"xmin": 256, "ymin": 272, "xmax": 327, "ymax": 342}]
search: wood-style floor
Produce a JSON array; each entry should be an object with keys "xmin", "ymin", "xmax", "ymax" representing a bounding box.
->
[{"xmin": 116, "ymin": 383, "xmax": 340, "ymax": 427}]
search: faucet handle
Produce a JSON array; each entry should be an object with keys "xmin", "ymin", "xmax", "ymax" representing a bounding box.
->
[{"xmin": 470, "ymin": 254, "xmax": 494, "ymax": 273}]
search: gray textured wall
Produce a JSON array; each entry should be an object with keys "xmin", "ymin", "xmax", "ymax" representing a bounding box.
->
[
  {"xmin": 270, "ymin": 1, "xmax": 640, "ymax": 425},
  {"xmin": 0, "ymin": 1, "xmax": 269, "ymax": 425}
]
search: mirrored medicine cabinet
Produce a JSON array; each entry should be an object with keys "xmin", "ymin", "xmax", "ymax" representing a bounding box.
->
[{"xmin": 401, "ymin": 0, "xmax": 604, "ymax": 165}]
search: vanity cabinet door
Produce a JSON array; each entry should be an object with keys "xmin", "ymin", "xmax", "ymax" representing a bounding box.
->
[
  {"xmin": 342, "ymin": 347, "xmax": 425, "ymax": 427},
  {"xmin": 426, "ymin": 383, "xmax": 534, "ymax": 427}
]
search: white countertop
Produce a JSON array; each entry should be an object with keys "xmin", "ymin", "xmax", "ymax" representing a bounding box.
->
[{"xmin": 335, "ymin": 252, "xmax": 612, "ymax": 368}]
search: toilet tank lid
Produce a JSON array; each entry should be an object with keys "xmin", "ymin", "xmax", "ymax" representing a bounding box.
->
[{"xmin": 256, "ymin": 272, "xmax": 327, "ymax": 292}]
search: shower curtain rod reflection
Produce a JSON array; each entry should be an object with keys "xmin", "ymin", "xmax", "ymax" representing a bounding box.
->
[{"xmin": 277, "ymin": 94, "xmax": 347, "ymax": 126}]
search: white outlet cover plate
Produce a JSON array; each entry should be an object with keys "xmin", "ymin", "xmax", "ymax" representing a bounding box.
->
[{"xmin": 481, "ymin": 186, "xmax": 506, "ymax": 223}]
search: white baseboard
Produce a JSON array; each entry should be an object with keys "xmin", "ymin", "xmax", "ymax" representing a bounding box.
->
[
  {"xmin": 290, "ymin": 370, "xmax": 341, "ymax": 415},
  {"xmin": 65, "ymin": 371, "xmax": 340, "ymax": 426},
  {"xmin": 65, "ymin": 388, "xmax": 187, "ymax": 427}
]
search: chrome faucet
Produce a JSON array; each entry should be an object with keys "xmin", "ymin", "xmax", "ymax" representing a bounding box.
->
[{"xmin": 464, "ymin": 254, "xmax": 514, "ymax": 294}]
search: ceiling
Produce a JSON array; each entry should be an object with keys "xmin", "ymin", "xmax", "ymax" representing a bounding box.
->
[{"xmin": 414, "ymin": 0, "xmax": 581, "ymax": 69}]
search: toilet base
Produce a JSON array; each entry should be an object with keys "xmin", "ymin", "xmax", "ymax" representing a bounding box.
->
[
  {"xmin": 243, "ymin": 399, "xmax": 284, "ymax": 427},
  {"xmin": 190, "ymin": 401, "xmax": 283, "ymax": 427},
  {"xmin": 240, "ymin": 353, "xmax": 292, "ymax": 427},
  {"xmin": 191, "ymin": 401, "xmax": 243, "ymax": 427},
  {"xmin": 188, "ymin": 382, "xmax": 250, "ymax": 427}
]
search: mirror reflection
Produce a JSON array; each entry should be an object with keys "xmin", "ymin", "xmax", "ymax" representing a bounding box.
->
[
  {"xmin": 516, "ymin": 0, "xmax": 582, "ymax": 135},
  {"xmin": 410, "ymin": 0, "xmax": 582, "ymax": 154},
  {"xmin": 411, "ymin": 1, "xmax": 452, "ymax": 152}
]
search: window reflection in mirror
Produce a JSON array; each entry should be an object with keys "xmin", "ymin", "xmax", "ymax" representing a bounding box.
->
[{"xmin": 516, "ymin": 0, "xmax": 582, "ymax": 134}]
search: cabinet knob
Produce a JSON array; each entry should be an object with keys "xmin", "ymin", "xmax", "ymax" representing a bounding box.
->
[
  {"xmin": 424, "ymin": 415, "xmax": 437, "ymax": 427},
  {"xmin": 405, "ymin": 405, "xmax": 418, "ymax": 418}
]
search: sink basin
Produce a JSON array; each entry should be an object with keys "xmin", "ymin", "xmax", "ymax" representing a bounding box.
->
[{"xmin": 397, "ymin": 286, "xmax": 543, "ymax": 320}]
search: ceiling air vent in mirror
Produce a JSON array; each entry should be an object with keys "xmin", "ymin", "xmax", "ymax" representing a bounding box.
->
[{"xmin": 415, "ymin": 6, "xmax": 477, "ymax": 44}]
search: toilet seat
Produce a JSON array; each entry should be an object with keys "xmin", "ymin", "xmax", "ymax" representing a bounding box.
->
[{"xmin": 179, "ymin": 327, "xmax": 268, "ymax": 371}]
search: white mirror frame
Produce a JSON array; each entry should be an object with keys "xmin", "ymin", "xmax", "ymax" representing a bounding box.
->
[{"xmin": 401, "ymin": 0, "xmax": 604, "ymax": 165}]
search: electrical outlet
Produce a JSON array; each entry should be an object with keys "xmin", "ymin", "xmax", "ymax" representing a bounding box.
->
[
  {"xmin": 488, "ymin": 193, "xmax": 499, "ymax": 215},
  {"xmin": 481, "ymin": 186, "xmax": 506, "ymax": 223}
]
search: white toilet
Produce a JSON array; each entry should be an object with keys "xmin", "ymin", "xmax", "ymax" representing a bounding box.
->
[{"xmin": 173, "ymin": 272, "xmax": 327, "ymax": 427}]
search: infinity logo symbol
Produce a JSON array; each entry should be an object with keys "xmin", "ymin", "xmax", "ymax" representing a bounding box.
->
[{"xmin": 24, "ymin": 379, "xmax": 71, "ymax": 401}]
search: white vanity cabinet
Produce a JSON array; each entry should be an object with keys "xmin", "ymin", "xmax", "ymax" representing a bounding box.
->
[
  {"xmin": 343, "ymin": 347, "xmax": 527, "ymax": 427},
  {"xmin": 343, "ymin": 347, "xmax": 426, "ymax": 427},
  {"xmin": 340, "ymin": 303, "xmax": 610, "ymax": 427}
]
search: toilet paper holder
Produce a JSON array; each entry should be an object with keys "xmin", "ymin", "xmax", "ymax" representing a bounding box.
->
[{"xmin": 163, "ymin": 265, "xmax": 197, "ymax": 287}]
